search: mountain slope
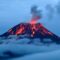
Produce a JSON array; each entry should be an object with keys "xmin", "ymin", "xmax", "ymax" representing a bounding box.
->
[{"xmin": 0, "ymin": 23, "xmax": 60, "ymax": 44}]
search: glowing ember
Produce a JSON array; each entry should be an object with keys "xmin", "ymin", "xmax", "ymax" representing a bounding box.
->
[
  {"xmin": 16, "ymin": 27, "xmax": 25, "ymax": 35},
  {"xmin": 29, "ymin": 16, "xmax": 40, "ymax": 24}
]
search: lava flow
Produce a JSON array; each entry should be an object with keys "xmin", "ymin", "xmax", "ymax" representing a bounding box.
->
[{"xmin": 0, "ymin": 22, "xmax": 60, "ymax": 44}]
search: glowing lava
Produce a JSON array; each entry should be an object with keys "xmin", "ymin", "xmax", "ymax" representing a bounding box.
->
[
  {"xmin": 29, "ymin": 16, "xmax": 40, "ymax": 24},
  {"xmin": 1, "ymin": 14, "xmax": 53, "ymax": 39}
]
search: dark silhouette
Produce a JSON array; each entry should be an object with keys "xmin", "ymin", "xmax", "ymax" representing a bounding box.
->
[{"xmin": 0, "ymin": 23, "xmax": 60, "ymax": 44}]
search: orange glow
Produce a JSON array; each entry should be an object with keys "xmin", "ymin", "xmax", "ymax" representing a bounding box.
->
[
  {"xmin": 14, "ymin": 22, "xmax": 53, "ymax": 37},
  {"xmin": 29, "ymin": 16, "xmax": 40, "ymax": 24},
  {"xmin": 29, "ymin": 19, "xmax": 37, "ymax": 24},
  {"xmin": 32, "ymin": 31, "xmax": 35, "ymax": 36},
  {"xmin": 7, "ymin": 22, "xmax": 53, "ymax": 38},
  {"xmin": 16, "ymin": 27, "xmax": 24, "ymax": 35}
]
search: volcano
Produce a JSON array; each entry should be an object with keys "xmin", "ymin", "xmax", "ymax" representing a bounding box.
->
[
  {"xmin": 0, "ymin": 6, "xmax": 60, "ymax": 44},
  {"xmin": 0, "ymin": 23, "xmax": 60, "ymax": 44}
]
